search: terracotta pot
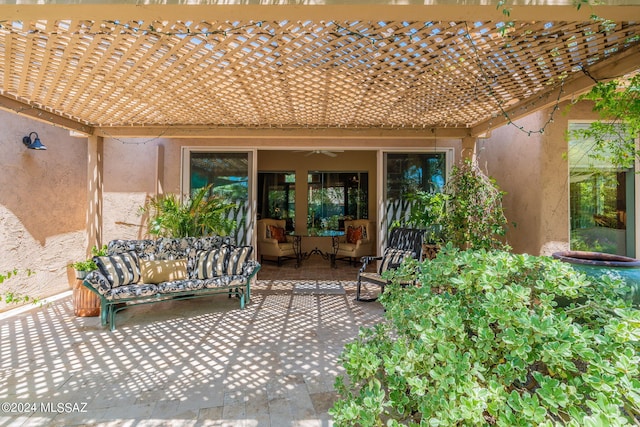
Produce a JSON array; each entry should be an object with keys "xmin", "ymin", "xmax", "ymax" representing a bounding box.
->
[{"xmin": 73, "ymin": 279, "xmax": 100, "ymax": 317}]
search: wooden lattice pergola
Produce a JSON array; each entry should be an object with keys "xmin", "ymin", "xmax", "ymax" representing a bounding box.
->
[{"xmin": 0, "ymin": 1, "xmax": 639, "ymax": 138}]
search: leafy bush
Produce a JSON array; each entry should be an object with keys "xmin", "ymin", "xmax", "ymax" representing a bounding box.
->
[
  {"xmin": 331, "ymin": 246, "xmax": 640, "ymax": 426},
  {"xmin": 442, "ymin": 160, "xmax": 508, "ymax": 251},
  {"xmin": 140, "ymin": 184, "xmax": 236, "ymax": 237}
]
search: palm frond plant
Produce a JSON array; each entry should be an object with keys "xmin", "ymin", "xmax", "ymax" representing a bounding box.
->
[{"xmin": 140, "ymin": 185, "xmax": 236, "ymax": 238}]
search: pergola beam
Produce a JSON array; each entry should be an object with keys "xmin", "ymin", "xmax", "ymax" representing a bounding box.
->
[
  {"xmin": 471, "ymin": 44, "xmax": 640, "ymax": 137},
  {"xmin": 0, "ymin": 4, "xmax": 636, "ymax": 22},
  {"xmin": 0, "ymin": 94, "xmax": 94, "ymax": 134},
  {"xmin": 94, "ymin": 125, "xmax": 469, "ymax": 140}
]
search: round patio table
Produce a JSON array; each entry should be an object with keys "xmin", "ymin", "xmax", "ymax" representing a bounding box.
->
[{"xmin": 289, "ymin": 230, "xmax": 345, "ymax": 269}]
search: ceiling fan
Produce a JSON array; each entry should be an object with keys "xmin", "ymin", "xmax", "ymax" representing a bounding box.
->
[{"xmin": 293, "ymin": 150, "xmax": 344, "ymax": 157}]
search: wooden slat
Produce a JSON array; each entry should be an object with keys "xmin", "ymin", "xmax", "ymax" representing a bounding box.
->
[{"xmin": 0, "ymin": 17, "xmax": 638, "ymax": 132}]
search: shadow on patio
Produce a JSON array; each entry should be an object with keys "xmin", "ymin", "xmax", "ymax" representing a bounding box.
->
[{"xmin": 0, "ymin": 258, "xmax": 383, "ymax": 427}]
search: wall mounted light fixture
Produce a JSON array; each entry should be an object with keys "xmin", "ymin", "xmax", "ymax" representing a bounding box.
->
[{"xmin": 22, "ymin": 132, "xmax": 47, "ymax": 150}]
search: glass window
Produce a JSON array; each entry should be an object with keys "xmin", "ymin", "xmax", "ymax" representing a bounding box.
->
[
  {"xmin": 385, "ymin": 152, "xmax": 447, "ymax": 229},
  {"xmin": 569, "ymin": 123, "xmax": 635, "ymax": 256},
  {"xmin": 189, "ymin": 152, "xmax": 249, "ymax": 244},
  {"xmin": 257, "ymin": 172, "xmax": 296, "ymax": 231},
  {"xmin": 307, "ymin": 172, "xmax": 368, "ymax": 232}
]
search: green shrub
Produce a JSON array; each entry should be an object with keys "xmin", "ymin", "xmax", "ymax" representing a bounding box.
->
[
  {"xmin": 140, "ymin": 184, "xmax": 236, "ymax": 238},
  {"xmin": 331, "ymin": 246, "xmax": 640, "ymax": 426},
  {"xmin": 442, "ymin": 160, "xmax": 509, "ymax": 251}
]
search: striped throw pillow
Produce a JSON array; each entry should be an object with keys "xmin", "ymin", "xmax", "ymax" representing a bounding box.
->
[
  {"xmin": 378, "ymin": 248, "xmax": 414, "ymax": 274},
  {"xmin": 94, "ymin": 252, "xmax": 140, "ymax": 288},
  {"xmin": 195, "ymin": 247, "xmax": 229, "ymax": 279},
  {"xmin": 226, "ymin": 246, "xmax": 254, "ymax": 275}
]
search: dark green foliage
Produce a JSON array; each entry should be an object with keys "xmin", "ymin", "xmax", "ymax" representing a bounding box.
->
[
  {"xmin": 140, "ymin": 184, "xmax": 236, "ymax": 238},
  {"xmin": 331, "ymin": 247, "xmax": 640, "ymax": 426},
  {"xmin": 442, "ymin": 160, "xmax": 509, "ymax": 251}
]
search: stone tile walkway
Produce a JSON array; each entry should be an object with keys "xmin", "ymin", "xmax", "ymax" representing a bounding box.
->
[{"xmin": 0, "ymin": 258, "xmax": 383, "ymax": 426}]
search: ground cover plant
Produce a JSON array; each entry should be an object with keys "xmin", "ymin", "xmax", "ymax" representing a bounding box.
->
[{"xmin": 331, "ymin": 246, "xmax": 640, "ymax": 426}]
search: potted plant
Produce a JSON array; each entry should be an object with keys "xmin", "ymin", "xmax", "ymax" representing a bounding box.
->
[
  {"xmin": 69, "ymin": 245, "xmax": 107, "ymax": 317},
  {"xmin": 70, "ymin": 259, "xmax": 96, "ymax": 280},
  {"xmin": 139, "ymin": 184, "xmax": 236, "ymax": 238},
  {"xmin": 441, "ymin": 159, "xmax": 509, "ymax": 251},
  {"xmin": 70, "ymin": 245, "xmax": 107, "ymax": 279}
]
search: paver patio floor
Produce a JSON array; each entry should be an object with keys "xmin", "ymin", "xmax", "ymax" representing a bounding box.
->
[{"xmin": 0, "ymin": 258, "xmax": 384, "ymax": 426}]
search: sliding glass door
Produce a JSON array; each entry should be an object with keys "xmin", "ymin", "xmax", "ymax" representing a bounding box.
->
[
  {"xmin": 384, "ymin": 151, "xmax": 449, "ymax": 233},
  {"xmin": 568, "ymin": 123, "xmax": 635, "ymax": 257},
  {"xmin": 183, "ymin": 150, "xmax": 252, "ymax": 246},
  {"xmin": 257, "ymin": 172, "xmax": 296, "ymax": 231}
]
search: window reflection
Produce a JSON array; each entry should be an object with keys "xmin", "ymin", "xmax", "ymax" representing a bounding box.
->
[
  {"xmin": 307, "ymin": 172, "xmax": 368, "ymax": 232},
  {"xmin": 257, "ymin": 172, "xmax": 296, "ymax": 231}
]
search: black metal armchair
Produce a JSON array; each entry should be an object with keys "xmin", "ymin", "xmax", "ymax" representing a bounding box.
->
[{"xmin": 355, "ymin": 227, "xmax": 425, "ymax": 302}]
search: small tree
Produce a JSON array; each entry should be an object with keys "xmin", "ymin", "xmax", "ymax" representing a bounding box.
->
[{"xmin": 442, "ymin": 159, "xmax": 509, "ymax": 250}]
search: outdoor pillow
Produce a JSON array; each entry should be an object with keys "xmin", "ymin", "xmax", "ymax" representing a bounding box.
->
[
  {"xmin": 94, "ymin": 252, "xmax": 140, "ymax": 288},
  {"xmin": 267, "ymin": 225, "xmax": 287, "ymax": 243},
  {"xmin": 378, "ymin": 248, "xmax": 414, "ymax": 274},
  {"xmin": 139, "ymin": 259, "xmax": 187, "ymax": 284},
  {"xmin": 195, "ymin": 247, "xmax": 229, "ymax": 279},
  {"xmin": 226, "ymin": 245, "xmax": 254, "ymax": 276},
  {"xmin": 346, "ymin": 225, "xmax": 363, "ymax": 244}
]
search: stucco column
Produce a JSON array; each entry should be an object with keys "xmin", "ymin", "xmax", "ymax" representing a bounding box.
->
[
  {"xmin": 86, "ymin": 135, "xmax": 103, "ymax": 256},
  {"xmin": 461, "ymin": 136, "xmax": 477, "ymax": 161}
]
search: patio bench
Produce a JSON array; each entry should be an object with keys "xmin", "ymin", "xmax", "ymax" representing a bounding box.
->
[{"xmin": 82, "ymin": 236, "xmax": 260, "ymax": 331}]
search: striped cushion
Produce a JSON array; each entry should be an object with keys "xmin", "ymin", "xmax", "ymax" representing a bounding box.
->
[
  {"xmin": 94, "ymin": 252, "xmax": 140, "ymax": 288},
  {"xmin": 226, "ymin": 246, "xmax": 253, "ymax": 275},
  {"xmin": 195, "ymin": 247, "xmax": 229, "ymax": 279},
  {"xmin": 378, "ymin": 248, "xmax": 414, "ymax": 274}
]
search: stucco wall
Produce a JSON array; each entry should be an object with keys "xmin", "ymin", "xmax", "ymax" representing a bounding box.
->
[
  {"xmin": 0, "ymin": 111, "xmax": 87, "ymax": 311},
  {"xmin": 480, "ymin": 100, "xmax": 599, "ymax": 255}
]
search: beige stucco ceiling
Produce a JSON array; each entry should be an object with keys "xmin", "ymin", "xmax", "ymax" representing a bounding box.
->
[{"xmin": 0, "ymin": 2, "xmax": 639, "ymax": 138}]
